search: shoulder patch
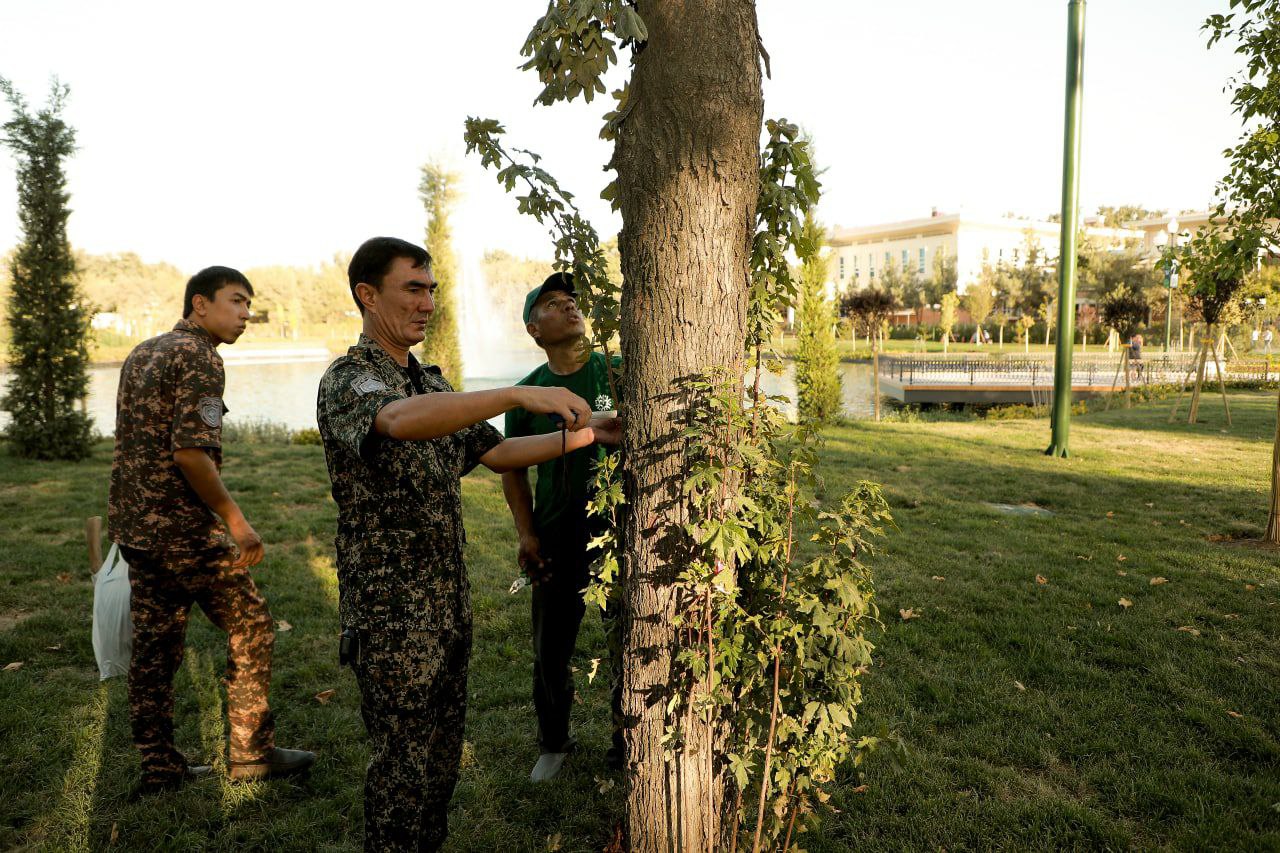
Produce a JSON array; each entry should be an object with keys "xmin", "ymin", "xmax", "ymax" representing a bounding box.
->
[
  {"xmin": 198, "ymin": 397, "xmax": 223, "ymax": 428},
  {"xmin": 351, "ymin": 373, "xmax": 390, "ymax": 396}
]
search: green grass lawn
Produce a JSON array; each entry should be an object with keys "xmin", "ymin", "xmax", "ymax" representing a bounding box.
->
[{"xmin": 1, "ymin": 395, "xmax": 1278, "ymax": 850}]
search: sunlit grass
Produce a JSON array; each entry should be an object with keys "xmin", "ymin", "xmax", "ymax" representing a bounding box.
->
[{"xmin": 0, "ymin": 394, "xmax": 1276, "ymax": 849}]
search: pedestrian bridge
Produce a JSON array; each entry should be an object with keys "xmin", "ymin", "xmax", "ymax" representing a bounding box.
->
[{"xmin": 875, "ymin": 353, "xmax": 1263, "ymax": 405}]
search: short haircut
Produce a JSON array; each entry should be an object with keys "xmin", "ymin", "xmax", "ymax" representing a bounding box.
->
[
  {"xmin": 347, "ymin": 237, "xmax": 432, "ymax": 313},
  {"xmin": 184, "ymin": 266, "xmax": 253, "ymax": 317}
]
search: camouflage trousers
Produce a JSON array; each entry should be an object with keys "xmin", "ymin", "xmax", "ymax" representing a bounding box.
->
[
  {"xmin": 353, "ymin": 617, "xmax": 471, "ymax": 853},
  {"xmin": 122, "ymin": 545, "xmax": 275, "ymax": 784}
]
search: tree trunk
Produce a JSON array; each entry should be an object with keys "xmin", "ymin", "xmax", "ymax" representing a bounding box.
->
[{"xmin": 612, "ymin": 2, "xmax": 763, "ymax": 849}]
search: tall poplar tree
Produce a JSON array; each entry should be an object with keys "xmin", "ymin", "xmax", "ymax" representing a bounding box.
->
[
  {"xmin": 0, "ymin": 79, "xmax": 92, "ymax": 460},
  {"xmin": 418, "ymin": 159, "xmax": 464, "ymax": 388},
  {"xmin": 794, "ymin": 213, "xmax": 842, "ymax": 423}
]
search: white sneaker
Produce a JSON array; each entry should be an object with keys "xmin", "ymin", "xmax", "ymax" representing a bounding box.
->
[{"xmin": 530, "ymin": 752, "xmax": 568, "ymax": 782}]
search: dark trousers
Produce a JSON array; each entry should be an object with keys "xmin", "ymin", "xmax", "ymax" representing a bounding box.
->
[
  {"xmin": 531, "ymin": 523, "xmax": 623, "ymax": 758},
  {"xmin": 354, "ymin": 619, "xmax": 471, "ymax": 853},
  {"xmin": 121, "ymin": 545, "xmax": 275, "ymax": 785}
]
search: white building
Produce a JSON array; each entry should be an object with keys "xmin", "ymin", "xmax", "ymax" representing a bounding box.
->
[{"xmin": 826, "ymin": 210, "xmax": 1142, "ymax": 295}]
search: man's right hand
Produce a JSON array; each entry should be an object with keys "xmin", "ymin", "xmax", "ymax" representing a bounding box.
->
[
  {"xmin": 514, "ymin": 386, "xmax": 593, "ymax": 431},
  {"xmin": 228, "ymin": 517, "xmax": 265, "ymax": 569},
  {"xmin": 517, "ymin": 533, "xmax": 550, "ymax": 584}
]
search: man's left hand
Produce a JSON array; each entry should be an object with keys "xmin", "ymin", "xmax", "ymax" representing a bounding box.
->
[{"xmin": 590, "ymin": 415, "xmax": 623, "ymax": 446}]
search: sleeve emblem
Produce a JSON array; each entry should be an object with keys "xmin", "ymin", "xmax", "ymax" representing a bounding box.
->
[
  {"xmin": 198, "ymin": 397, "xmax": 223, "ymax": 428},
  {"xmin": 352, "ymin": 374, "xmax": 390, "ymax": 396}
]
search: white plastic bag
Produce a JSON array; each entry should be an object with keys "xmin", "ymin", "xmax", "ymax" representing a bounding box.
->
[{"xmin": 92, "ymin": 544, "xmax": 133, "ymax": 680}]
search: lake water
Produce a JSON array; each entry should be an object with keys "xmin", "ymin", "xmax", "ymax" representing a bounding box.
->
[{"xmin": 0, "ymin": 356, "xmax": 878, "ymax": 435}]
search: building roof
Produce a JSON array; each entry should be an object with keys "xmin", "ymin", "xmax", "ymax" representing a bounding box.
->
[
  {"xmin": 827, "ymin": 211, "xmax": 1141, "ymax": 246},
  {"xmin": 1125, "ymin": 211, "xmax": 1216, "ymax": 230}
]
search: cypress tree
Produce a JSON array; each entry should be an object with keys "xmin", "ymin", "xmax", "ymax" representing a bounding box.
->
[
  {"xmin": 417, "ymin": 159, "xmax": 464, "ymax": 389},
  {"xmin": 795, "ymin": 213, "xmax": 842, "ymax": 424},
  {"xmin": 1, "ymin": 79, "xmax": 92, "ymax": 460}
]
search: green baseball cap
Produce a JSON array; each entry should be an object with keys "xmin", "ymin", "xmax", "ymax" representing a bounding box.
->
[{"xmin": 522, "ymin": 272, "xmax": 577, "ymax": 325}]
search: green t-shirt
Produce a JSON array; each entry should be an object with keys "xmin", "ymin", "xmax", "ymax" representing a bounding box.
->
[{"xmin": 505, "ymin": 351, "xmax": 619, "ymax": 533}]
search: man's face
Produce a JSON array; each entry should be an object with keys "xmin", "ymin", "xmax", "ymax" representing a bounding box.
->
[
  {"xmin": 528, "ymin": 289, "xmax": 584, "ymax": 347},
  {"xmin": 193, "ymin": 283, "xmax": 252, "ymax": 345},
  {"xmin": 361, "ymin": 256, "xmax": 436, "ymax": 348}
]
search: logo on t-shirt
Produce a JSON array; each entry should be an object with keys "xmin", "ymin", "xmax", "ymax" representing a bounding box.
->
[{"xmin": 595, "ymin": 394, "xmax": 613, "ymax": 411}]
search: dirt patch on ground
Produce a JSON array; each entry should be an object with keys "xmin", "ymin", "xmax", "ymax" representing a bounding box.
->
[{"xmin": 0, "ymin": 610, "xmax": 33, "ymax": 632}]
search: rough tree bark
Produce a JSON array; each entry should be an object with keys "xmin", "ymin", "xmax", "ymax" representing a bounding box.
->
[{"xmin": 611, "ymin": 1, "xmax": 763, "ymax": 849}]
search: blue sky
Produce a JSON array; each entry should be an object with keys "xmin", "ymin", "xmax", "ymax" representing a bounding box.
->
[{"xmin": 0, "ymin": 0, "xmax": 1245, "ymax": 271}]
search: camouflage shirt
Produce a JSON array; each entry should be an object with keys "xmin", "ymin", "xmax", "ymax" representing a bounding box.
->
[
  {"xmin": 316, "ymin": 334, "xmax": 504, "ymax": 629},
  {"xmin": 108, "ymin": 319, "xmax": 229, "ymax": 551}
]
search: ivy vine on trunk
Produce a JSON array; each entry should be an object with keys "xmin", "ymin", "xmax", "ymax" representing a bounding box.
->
[{"xmin": 467, "ymin": 4, "xmax": 892, "ymax": 849}]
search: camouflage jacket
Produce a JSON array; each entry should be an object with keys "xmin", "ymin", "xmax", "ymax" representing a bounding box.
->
[
  {"xmin": 316, "ymin": 333, "xmax": 503, "ymax": 630},
  {"xmin": 108, "ymin": 319, "xmax": 229, "ymax": 551}
]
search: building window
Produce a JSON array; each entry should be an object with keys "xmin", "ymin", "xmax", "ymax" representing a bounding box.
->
[
  {"xmin": 998, "ymin": 248, "xmax": 1004, "ymax": 260},
  {"xmin": 839, "ymin": 256, "xmax": 845, "ymax": 280},
  {"xmin": 919, "ymin": 248, "xmax": 926, "ymax": 273},
  {"xmin": 902, "ymin": 249, "xmax": 909, "ymax": 269},
  {"xmin": 884, "ymin": 251, "xmax": 891, "ymax": 267},
  {"xmin": 1013, "ymin": 248, "xmax": 1020, "ymax": 263}
]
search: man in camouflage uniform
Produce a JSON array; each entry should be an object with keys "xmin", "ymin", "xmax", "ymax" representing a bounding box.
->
[
  {"xmin": 317, "ymin": 237, "xmax": 617, "ymax": 852},
  {"xmin": 109, "ymin": 266, "xmax": 314, "ymax": 795}
]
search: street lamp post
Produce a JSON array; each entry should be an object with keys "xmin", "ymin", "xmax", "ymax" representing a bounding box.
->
[{"xmin": 1046, "ymin": 0, "xmax": 1087, "ymax": 458}]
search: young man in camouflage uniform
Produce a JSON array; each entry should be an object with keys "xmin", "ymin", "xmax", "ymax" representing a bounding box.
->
[
  {"xmin": 108, "ymin": 266, "xmax": 314, "ymax": 795},
  {"xmin": 502, "ymin": 273, "xmax": 625, "ymax": 782},
  {"xmin": 316, "ymin": 237, "xmax": 620, "ymax": 853}
]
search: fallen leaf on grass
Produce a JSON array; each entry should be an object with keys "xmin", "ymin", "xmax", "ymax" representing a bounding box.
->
[
  {"xmin": 1144, "ymin": 502, "xmax": 1154, "ymax": 508},
  {"xmin": 1106, "ymin": 511, "xmax": 1115, "ymax": 518},
  {"xmin": 1117, "ymin": 570, "xmax": 1127, "ymax": 576},
  {"xmin": 898, "ymin": 608, "xmax": 921, "ymax": 621},
  {"xmin": 1118, "ymin": 598, "xmax": 1133, "ymax": 609},
  {"xmin": 110, "ymin": 822, "xmax": 119, "ymax": 844},
  {"xmin": 1013, "ymin": 680, "xmax": 1026, "ymax": 691},
  {"xmin": 313, "ymin": 689, "xmax": 336, "ymax": 704},
  {"xmin": 587, "ymin": 658, "xmax": 601, "ymax": 684},
  {"xmin": 1236, "ymin": 656, "xmax": 1247, "ymax": 664},
  {"xmin": 1179, "ymin": 519, "xmax": 1189, "ymax": 526},
  {"xmin": 1176, "ymin": 626, "xmax": 1201, "ymax": 636},
  {"xmin": 1035, "ymin": 575, "xmax": 1048, "ymax": 585},
  {"xmin": 1225, "ymin": 613, "xmax": 1240, "ymax": 620},
  {"xmin": 56, "ymin": 572, "xmax": 72, "ymax": 584},
  {"xmin": 1076, "ymin": 554, "xmax": 1092, "ymax": 561},
  {"xmin": 1116, "ymin": 554, "xmax": 1127, "ymax": 562},
  {"xmin": 1245, "ymin": 584, "xmax": 1257, "ymax": 592},
  {"xmin": 932, "ymin": 575, "xmax": 945, "ymax": 582},
  {"xmin": 45, "ymin": 644, "xmax": 63, "ymax": 652},
  {"xmin": 595, "ymin": 775, "xmax": 615, "ymax": 793},
  {"xmin": 1226, "ymin": 710, "xmax": 1243, "ymax": 719},
  {"xmin": 1149, "ymin": 577, "xmax": 1169, "ymax": 586},
  {"xmin": 275, "ymin": 620, "xmax": 292, "ymax": 632},
  {"xmin": 851, "ymin": 784, "xmax": 869, "ymax": 794},
  {"xmin": 547, "ymin": 832, "xmax": 563, "ymax": 851},
  {"xmin": 4, "ymin": 661, "xmax": 23, "ymax": 672}
]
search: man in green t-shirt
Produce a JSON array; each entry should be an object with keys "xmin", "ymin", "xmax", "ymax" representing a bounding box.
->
[{"xmin": 503, "ymin": 272, "xmax": 623, "ymax": 782}]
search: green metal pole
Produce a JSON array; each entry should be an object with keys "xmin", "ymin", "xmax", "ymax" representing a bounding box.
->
[
  {"xmin": 1046, "ymin": 0, "xmax": 1086, "ymax": 458},
  {"xmin": 1164, "ymin": 267, "xmax": 1173, "ymax": 353}
]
